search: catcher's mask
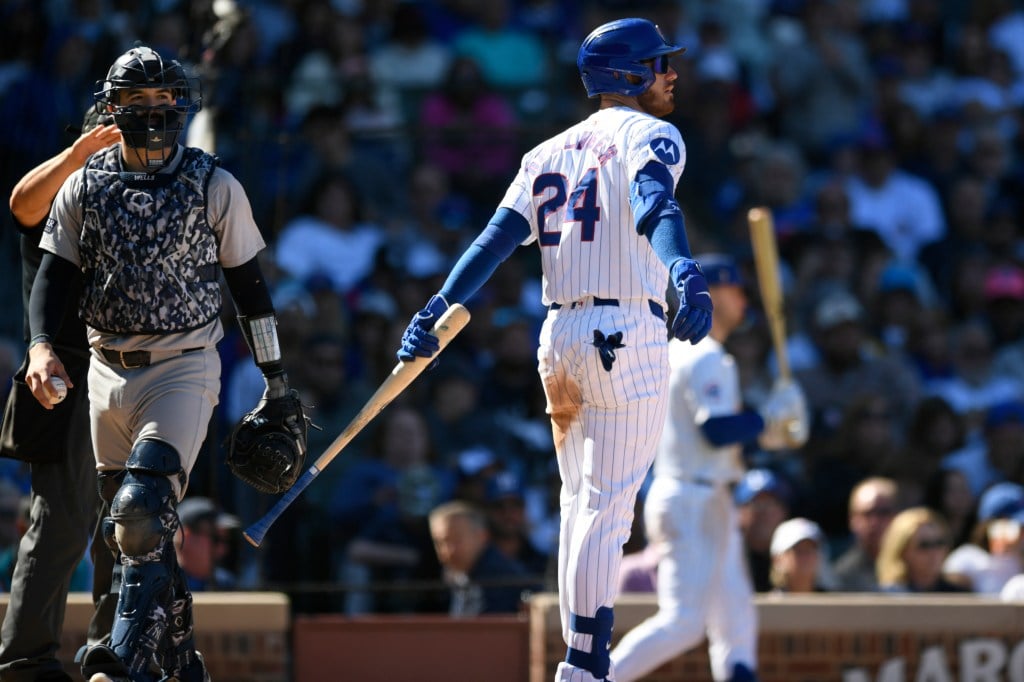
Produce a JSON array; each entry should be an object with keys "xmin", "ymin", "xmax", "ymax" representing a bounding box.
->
[{"xmin": 94, "ymin": 45, "xmax": 201, "ymax": 170}]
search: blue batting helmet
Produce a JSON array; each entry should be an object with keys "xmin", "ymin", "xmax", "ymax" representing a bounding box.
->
[{"xmin": 577, "ymin": 18, "xmax": 686, "ymax": 98}]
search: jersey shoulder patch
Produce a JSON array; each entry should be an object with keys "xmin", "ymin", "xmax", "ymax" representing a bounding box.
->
[{"xmin": 650, "ymin": 137, "xmax": 681, "ymax": 165}]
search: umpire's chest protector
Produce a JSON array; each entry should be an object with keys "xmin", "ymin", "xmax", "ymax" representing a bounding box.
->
[{"xmin": 78, "ymin": 145, "xmax": 222, "ymax": 334}]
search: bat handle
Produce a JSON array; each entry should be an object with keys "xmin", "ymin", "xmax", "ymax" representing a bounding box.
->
[{"xmin": 243, "ymin": 466, "xmax": 320, "ymax": 548}]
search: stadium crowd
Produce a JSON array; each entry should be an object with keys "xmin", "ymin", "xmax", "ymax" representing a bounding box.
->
[{"xmin": 3, "ymin": 0, "xmax": 1024, "ymax": 615}]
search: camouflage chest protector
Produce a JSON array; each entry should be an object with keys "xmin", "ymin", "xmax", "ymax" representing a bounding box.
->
[{"xmin": 78, "ymin": 144, "xmax": 221, "ymax": 334}]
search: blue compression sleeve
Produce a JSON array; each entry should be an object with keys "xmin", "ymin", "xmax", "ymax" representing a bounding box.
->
[
  {"xmin": 631, "ymin": 161, "xmax": 692, "ymax": 266},
  {"xmin": 701, "ymin": 410, "xmax": 765, "ymax": 447},
  {"xmin": 439, "ymin": 207, "xmax": 530, "ymax": 303}
]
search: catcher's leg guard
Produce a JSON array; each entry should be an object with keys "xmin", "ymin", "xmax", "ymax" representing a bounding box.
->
[
  {"xmin": 106, "ymin": 439, "xmax": 185, "ymax": 680},
  {"xmin": 157, "ymin": 568, "xmax": 208, "ymax": 682}
]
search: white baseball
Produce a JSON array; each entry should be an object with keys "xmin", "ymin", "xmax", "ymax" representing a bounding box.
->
[{"xmin": 48, "ymin": 377, "xmax": 68, "ymax": 405}]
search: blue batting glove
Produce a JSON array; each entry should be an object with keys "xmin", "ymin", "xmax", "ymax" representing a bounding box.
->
[
  {"xmin": 397, "ymin": 294, "xmax": 450, "ymax": 362},
  {"xmin": 670, "ymin": 258, "xmax": 713, "ymax": 344}
]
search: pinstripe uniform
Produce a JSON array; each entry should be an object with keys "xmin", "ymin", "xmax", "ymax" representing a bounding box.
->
[
  {"xmin": 499, "ymin": 106, "xmax": 685, "ymax": 682},
  {"xmin": 610, "ymin": 336, "xmax": 757, "ymax": 681}
]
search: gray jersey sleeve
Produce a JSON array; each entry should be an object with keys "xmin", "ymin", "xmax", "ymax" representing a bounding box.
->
[{"xmin": 207, "ymin": 167, "xmax": 266, "ymax": 268}]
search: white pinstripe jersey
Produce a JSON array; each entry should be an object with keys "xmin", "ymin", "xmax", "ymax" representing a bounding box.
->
[
  {"xmin": 656, "ymin": 337, "xmax": 746, "ymax": 483},
  {"xmin": 498, "ymin": 106, "xmax": 686, "ymax": 306}
]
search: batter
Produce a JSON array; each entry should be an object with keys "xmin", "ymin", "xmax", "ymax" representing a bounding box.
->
[{"xmin": 396, "ymin": 18, "xmax": 712, "ymax": 682}]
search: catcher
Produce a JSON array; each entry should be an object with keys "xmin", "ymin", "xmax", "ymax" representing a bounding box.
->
[{"xmin": 24, "ymin": 45, "xmax": 306, "ymax": 681}]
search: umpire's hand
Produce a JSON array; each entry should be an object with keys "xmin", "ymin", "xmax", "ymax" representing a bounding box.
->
[{"xmin": 25, "ymin": 341, "xmax": 73, "ymax": 410}]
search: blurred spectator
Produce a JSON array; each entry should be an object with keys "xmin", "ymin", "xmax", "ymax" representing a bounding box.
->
[
  {"xmin": 944, "ymin": 398, "xmax": 1024, "ymax": 498},
  {"xmin": 868, "ymin": 262, "xmax": 937, "ymax": 356},
  {"xmin": 484, "ymin": 471, "xmax": 549, "ymax": 576},
  {"xmin": 768, "ymin": 0, "xmax": 875, "ymax": 161},
  {"xmin": 831, "ymin": 477, "xmax": 900, "ymax": 592},
  {"xmin": 989, "ymin": 263, "xmax": 1024, "ymax": 354},
  {"xmin": 942, "ymin": 482, "xmax": 1024, "ymax": 594},
  {"xmin": 418, "ymin": 56, "xmax": 520, "ymax": 203},
  {"xmin": 794, "ymin": 289, "xmax": 921, "ymax": 445},
  {"xmin": 769, "ymin": 517, "xmax": 830, "ymax": 593},
  {"xmin": 735, "ymin": 468, "xmax": 794, "ymax": 592},
  {"xmin": 805, "ymin": 391, "xmax": 903, "ymax": 539},
  {"xmin": 924, "ymin": 318, "xmax": 1023, "ymax": 432},
  {"xmin": 343, "ymin": 458, "xmax": 449, "ymax": 614},
  {"xmin": 369, "ymin": 2, "xmax": 453, "ymax": 95},
  {"xmin": 844, "ymin": 129, "xmax": 947, "ymax": 263},
  {"xmin": 922, "ymin": 466, "xmax": 978, "ymax": 549},
  {"xmin": 175, "ymin": 497, "xmax": 239, "ymax": 592},
  {"xmin": 428, "ymin": 500, "xmax": 537, "ymax": 616},
  {"xmin": 290, "ymin": 332, "xmax": 374, "ymax": 551},
  {"xmin": 876, "ymin": 506, "xmax": 968, "ymax": 593},
  {"xmin": 275, "ymin": 171, "xmax": 385, "ymax": 297},
  {"xmin": 451, "ymin": 0, "xmax": 549, "ymax": 91}
]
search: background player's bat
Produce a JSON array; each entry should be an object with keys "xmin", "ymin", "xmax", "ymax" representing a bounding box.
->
[
  {"xmin": 243, "ymin": 303, "xmax": 471, "ymax": 547},
  {"xmin": 747, "ymin": 207, "xmax": 790, "ymax": 381}
]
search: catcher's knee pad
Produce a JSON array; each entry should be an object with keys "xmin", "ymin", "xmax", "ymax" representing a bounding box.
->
[
  {"xmin": 110, "ymin": 439, "xmax": 182, "ymax": 558},
  {"xmin": 99, "ymin": 470, "xmax": 127, "ymax": 555},
  {"xmin": 566, "ymin": 607, "xmax": 614, "ymax": 680}
]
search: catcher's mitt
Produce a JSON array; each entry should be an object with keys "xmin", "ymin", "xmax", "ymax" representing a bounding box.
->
[{"xmin": 227, "ymin": 390, "xmax": 308, "ymax": 494}]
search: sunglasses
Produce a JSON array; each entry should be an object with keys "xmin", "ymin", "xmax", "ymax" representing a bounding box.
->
[
  {"xmin": 912, "ymin": 538, "xmax": 949, "ymax": 551},
  {"xmin": 856, "ymin": 506, "xmax": 896, "ymax": 518},
  {"xmin": 648, "ymin": 55, "xmax": 671, "ymax": 74}
]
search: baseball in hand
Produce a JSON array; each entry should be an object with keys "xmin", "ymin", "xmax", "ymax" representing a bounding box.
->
[{"xmin": 47, "ymin": 377, "xmax": 68, "ymax": 405}]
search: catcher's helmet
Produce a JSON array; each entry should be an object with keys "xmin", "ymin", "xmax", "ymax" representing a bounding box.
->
[
  {"xmin": 94, "ymin": 45, "xmax": 201, "ymax": 162},
  {"xmin": 577, "ymin": 18, "xmax": 686, "ymax": 98}
]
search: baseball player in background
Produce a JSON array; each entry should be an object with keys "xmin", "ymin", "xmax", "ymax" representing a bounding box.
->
[
  {"xmin": 396, "ymin": 18, "xmax": 712, "ymax": 682},
  {"xmin": 610, "ymin": 254, "xmax": 809, "ymax": 682},
  {"xmin": 0, "ymin": 109, "xmax": 120, "ymax": 681},
  {"xmin": 23, "ymin": 45, "xmax": 306, "ymax": 682}
]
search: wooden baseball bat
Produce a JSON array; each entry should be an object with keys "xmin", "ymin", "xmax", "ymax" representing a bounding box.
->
[
  {"xmin": 243, "ymin": 303, "xmax": 472, "ymax": 547},
  {"xmin": 747, "ymin": 207, "xmax": 790, "ymax": 381}
]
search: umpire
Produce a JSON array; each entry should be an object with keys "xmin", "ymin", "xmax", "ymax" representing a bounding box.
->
[{"xmin": 0, "ymin": 109, "xmax": 120, "ymax": 680}]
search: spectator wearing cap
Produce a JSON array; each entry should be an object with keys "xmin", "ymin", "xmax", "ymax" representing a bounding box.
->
[
  {"xmin": 943, "ymin": 482, "xmax": 1024, "ymax": 594},
  {"xmin": 769, "ymin": 517, "xmax": 830, "ymax": 593},
  {"xmin": 484, "ymin": 471, "xmax": 548, "ymax": 575},
  {"xmin": 876, "ymin": 507, "xmax": 967, "ymax": 593},
  {"xmin": 924, "ymin": 319, "xmax": 1022, "ymax": 435},
  {"xmin": 175, "ymin": 497, "xmax": 239, "ymax": 592},
  {"xmin": 794, "ymin": 288, "xmax": 921, "ymax": 446},
  {"xmin": 735, "ymin": 469, "xmax": 794, "ymax": 592},
  {"xmin": 943, "ymin": 399, "xmax": 1024, "ymax": 498},
  {"xmin": 831, "ymin": 477, "xmax": 901, "ymax": 592},
  {"xmin": 869, "ymin": 262, "xmax": 937, "ymax": 355},
  {"xmin": 843, "ymin": 124, "xmax": 946, "ymax": 263}
]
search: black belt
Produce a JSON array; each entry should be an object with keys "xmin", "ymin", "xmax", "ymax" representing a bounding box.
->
[
  {"xmin": 99, "ymin": 346, "xmax": 203, "ymax": 369},
  {"xmin": 549, "ymin": 297, "xmax": 665, "ymax": 320}
]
